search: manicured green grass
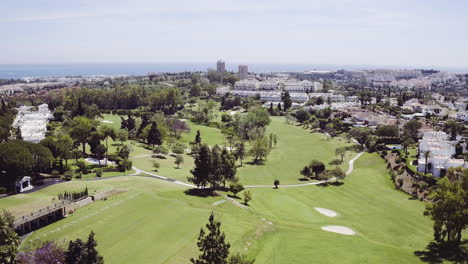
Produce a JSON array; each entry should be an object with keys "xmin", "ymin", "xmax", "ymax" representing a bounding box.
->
[
  {"xmin": 128, "ymin": 117, "xmax": 356, "ymax": 186},
  {"xmin": 244, "ymin": 153, "xmax": 434, "ymax": 263},
  {"xmin": 12, "ymin": 153, "xmax": 436, "ymax": 263},
  {"xmin": 180, "ymin": 120, "xmax": 226, "ymax": 147},
  {"xmin": 21, "ymin": 177, "xmax": 264, "ymax": 264},
  {"xmin": 0, "ymin": 180, "xmax": 117, "ymax": 216},
  {"xmin": 131, "ymin": 153, "xmax": 194, "ymax": 181},
  {"xmin": 236, "ymin": 117, "xmax": 356, "ymax": 185}
]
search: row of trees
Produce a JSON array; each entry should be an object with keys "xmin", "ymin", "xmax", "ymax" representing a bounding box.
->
[
  {"xmin": 45, "ymin": 85, "xmax": 183, "ymax": 115},
  {"xmin": 0, "ymin": 99, "xmax": 16, "ymax": 143},
  {"xmin": 0, "ymin": 140, "xmax": 53, "ymax": 190},
  {"xmin": 188, "ymin": 144, "xmax": 237, "ymax": 189},
  {"xmin": 300, "ymin": 160, "xmax": 346, "ymax": 183},
  {"xmin": 424, "ymin": 167, "xmax": 467, "ymax": 246}
]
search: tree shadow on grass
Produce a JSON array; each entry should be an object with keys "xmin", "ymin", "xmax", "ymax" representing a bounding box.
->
[
  {"xmin": 227, "ymin": 194, "xmax": 241, "ymax": 199},
  {"xmin": 245, "ymin": 160, "xmax": 266, "ymax": 166},
  {"xmin": 184, "ymin": 188, "xmax": 215, "ymax": 198},
  {"xmin": 330, "ymin": 181, "xmax": 344, "ymax": 186},
  {"xmin": 298, "ymin": 178, "xmax": 310, "ymax": 182},
  {"xmin": 414, "ymin": 240, "xmax": 468, "ymax": 263},
  {"xmin": 315, "ymin": 182, "xmax": 330, "ymax": 187}
]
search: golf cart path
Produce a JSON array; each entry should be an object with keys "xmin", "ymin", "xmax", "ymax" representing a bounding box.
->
[
  {"xmin": 129, "ymin": 151, "xmax": 364, "ymax": 188},
  {"xmin": 244, "ymin": 152, "xmax": 364, "ymax": 188}
]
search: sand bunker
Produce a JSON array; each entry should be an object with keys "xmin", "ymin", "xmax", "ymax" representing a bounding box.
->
[
  {"xmin": 321, "ymin": 226, "xmax": 356, "ymax": 235},
  {"xmin": 314, "ymin": 207, "xmax": 338, "ymax": 217},
  {"xmin": 100, "ymin": 120, "xmax": 114, "ymax": 123}
]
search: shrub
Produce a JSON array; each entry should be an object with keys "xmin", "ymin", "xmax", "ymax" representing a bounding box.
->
[
  {"xmin": 75, "ymin": 173, "xmax": 82, "ymax": 179},
  {"xmin": 51, "ymin": 170, "xmax": 60, "ymax": 177},
  {"xmin": 0, "ymin": 187, "xmax": 7, "ymax": 194},
  {"xmin": 397, "ymin": 178, "xmax": 404, "ymax": 188},
  {"xmin": 118, "ymin": 159, "xmax": 132, "ymax": 172},
  {"xmin": 395, "ymin": 157, "xmax": 402, "ymax": 164},
  {"xmin": 172, "ymin": 143, "xmax": 186, "ymax": 154},
  {"xmin": 152, "ymin": 160, "xmax": 160, "ymax": 171},
  {"xmin": 76, "ymin": 160, "xmax": 88, "ymax": 174},
  {"xmin": 95, "ymin": 168, "xmax": 103, "ymax": 178}
]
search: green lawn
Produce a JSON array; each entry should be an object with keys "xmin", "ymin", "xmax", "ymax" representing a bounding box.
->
[
  {"xmin": 19, "ymin": 177, "xmax": 263, "ymax": 264},
  {"xmin": 236, "ymin": 117, "xmax": 356, "ymax": 185},
  {"xmin": 245, "ymin": 153, "xmax": 434, "ymax": 263},
  {"xmin": 1, "ymin": 113, "xmax": 444, "ymax": 263},
  {"xmin": 130, "ymin": 117, "xmax": 356, "ymax": 186},
  {"xmin": 6, "ymin": 153, "xmax": 437, "ymax": 263},
  {"xmin": 180, "ymin": 120, "xmax": 226, "ymax": 146}
]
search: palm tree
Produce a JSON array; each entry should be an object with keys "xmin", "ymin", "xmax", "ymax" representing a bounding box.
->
[
  {"xmin": 402, "ymin": 137, "xmax": 414, "ymax": 157},
  {"xmin": 423, "ymin": 150, "xmax": 431, "ymax": 174}
]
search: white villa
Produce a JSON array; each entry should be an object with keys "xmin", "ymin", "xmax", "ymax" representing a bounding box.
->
[
  {"xmin": 13, "ymin": 104, "xmax": 53, "ymax": 143},
  {"xmin": 417, "ymin": 131, "xmax": 467, "ymax": 177}
]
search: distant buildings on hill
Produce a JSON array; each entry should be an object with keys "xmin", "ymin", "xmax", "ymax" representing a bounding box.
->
[{"xmin": 13, "ymin": 104, "xmax": 53, "ymax": 143}]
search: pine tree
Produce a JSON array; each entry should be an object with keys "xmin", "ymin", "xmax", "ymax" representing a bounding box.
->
[
  {"xmin": 190, "ymin": 212, "xmax": 230, "ymax": 264},
  {"xmin": 209, "ymin": 145, "xmax": 223, "ymax": 189},
  {"xmin": 147, "ymin": 122, "xmax": 162, "ymax": 148},
  {"xmin": 85, "ymin": 231, "xmax": 104, "ymax": 264},
  {"xmin": 189, "ymin": 144, "xmax": 211, "ymax": 189},
  {"xmin": 194, "ymin": 130, "xmax": 202, "ymax": 144},
  {"xmin": 65, "ymin": 231, "xmax": 103, "ymax": 264},
  {"xmin": 0, "ymin": 210, "xmax": 20, "ymax": 264},
  {"xmin": 221, "ymin": 149, "xmax": 236, "ymax": 187}
]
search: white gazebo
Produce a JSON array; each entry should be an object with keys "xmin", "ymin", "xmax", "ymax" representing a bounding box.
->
[{"xmin": 16, "ymin": 176, "xmax": 33, "ymax": 193}]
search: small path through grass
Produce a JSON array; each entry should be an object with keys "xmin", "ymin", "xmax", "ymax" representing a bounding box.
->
[{"xmin": 245, "ymin": 152, "xmax": 365, "ymax": 188}]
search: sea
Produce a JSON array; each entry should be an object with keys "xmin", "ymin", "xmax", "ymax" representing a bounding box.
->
[{"xmin": 0, "ymin": 63, "xmax": 466, "ymax": 79}]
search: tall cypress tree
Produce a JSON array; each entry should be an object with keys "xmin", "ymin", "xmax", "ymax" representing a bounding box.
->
[
  {"xmin": 190, "ymin": 212, "xmax": 230, "ymax": 264},
  {"xmin": 194, "ymin": 130, "xmax": 202, "ymax": 144}
]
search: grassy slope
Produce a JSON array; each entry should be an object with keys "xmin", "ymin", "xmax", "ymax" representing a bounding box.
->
[
  {"xmin": 236, "ymin": 117, "xmax": 355, "ymax": 185},
  {"xmin": 4, "ymin": 153, "xmax": 436, "ymax": 263},
  {"xmin": 131, "ymin": 117, "xmax": 356, "ymax": 186},
  {"xmin": 247, "ymin": 153, "xmax": 433, "ymax": 263},
  {"xmin": 21, "ymin": 177, "xmax": 263, "ymax": 264}
]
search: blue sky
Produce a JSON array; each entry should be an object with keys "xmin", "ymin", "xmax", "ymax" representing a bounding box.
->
[{"xmin": 1, "ymin": 0, "xmax": 468, "ymax": 69}]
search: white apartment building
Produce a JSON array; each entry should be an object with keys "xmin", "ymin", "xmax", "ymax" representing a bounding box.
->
[
  {"xmin": 234, "ymin": 80, "xmax": 258, "ymax": 90},
  {"xmin": 417, "ymin": 131, "xmax": 466, "ymax": 177},
  {"xmin": 290, "ymin": 93, "xmax": 309, "ymax": 103},
  {"xmin": 282, "ymin": 80, "xmax": 316, "ymax": 93},
  {"xmin": 259, "ymin": 81, "xmax": 279, "ymax": 91}
]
